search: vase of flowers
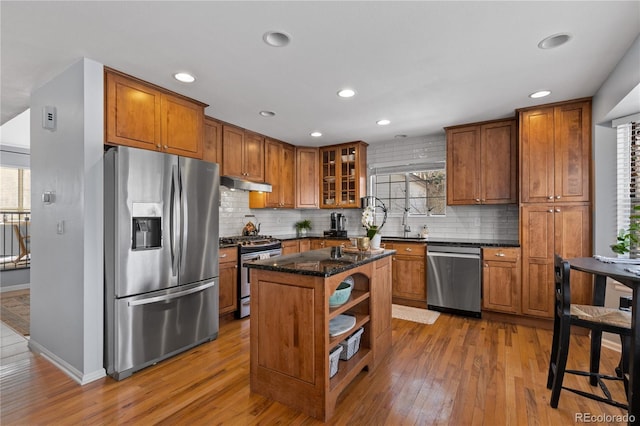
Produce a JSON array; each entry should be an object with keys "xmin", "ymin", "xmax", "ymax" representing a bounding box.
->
[{"xmin": 362, "ymin": 206, "xmax": 382, "ymax": 249}]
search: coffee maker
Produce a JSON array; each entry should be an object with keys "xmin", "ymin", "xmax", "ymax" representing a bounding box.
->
[{"xmin": 325, "ymin": 212, "xmax": 347, "ymax": 237}]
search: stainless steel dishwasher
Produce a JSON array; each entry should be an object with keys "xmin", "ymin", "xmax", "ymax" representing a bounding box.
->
[{"xmin": 427, "ymin": 245, "xmax": 481, "ymax": 317}]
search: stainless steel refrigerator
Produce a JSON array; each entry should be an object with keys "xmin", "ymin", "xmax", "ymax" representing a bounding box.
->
[{"xmin": 104, "ymin": 146, "xmax": 219, "ymax": 380}]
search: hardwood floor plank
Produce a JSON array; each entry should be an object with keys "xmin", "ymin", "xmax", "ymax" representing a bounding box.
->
[{"xmin": 0, "ymin": 313, "xmax": 631, "ymax": 425}]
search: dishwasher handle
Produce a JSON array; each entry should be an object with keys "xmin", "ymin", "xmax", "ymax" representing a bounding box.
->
[{"xmin": 427, "ymin": 251, "xmax": 480, "ymax": 260}]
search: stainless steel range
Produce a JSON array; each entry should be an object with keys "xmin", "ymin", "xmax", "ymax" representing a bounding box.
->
[{"xmin": 220, "ymin": 236, "xmax": 282, "ymax": 318}]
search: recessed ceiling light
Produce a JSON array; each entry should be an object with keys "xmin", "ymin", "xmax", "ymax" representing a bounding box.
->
[
  {"xmin": 377, "ymin": 119, "xmax": 391, "ymax": 126},
  {"xmin": 337, "ymin": 88, "xmax": 356, "ymax": 98},
  {"xmin": 263, "ymin": 31, "xmax": 291, "ymax": 47},
  {"xmin": 538, "ymin": 33, "xmax": 572, "ymax": 49},
  {"xmin": 529, "ymin": 90, "xmax": 552, "ymax": 99},
  {"xmin": 173, "ymin": 72, "xmax": 195, "ymax": 83},
  {"xmin": 259, "ymin": 110, "xmax": 276, "ymax": 117},
  {"xmin": 310, "ymin": 131, "xmax": 322, "ymax": 137}
]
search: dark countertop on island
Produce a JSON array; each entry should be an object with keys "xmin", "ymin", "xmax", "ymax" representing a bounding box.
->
[{"xmin": 244, "ymin": 247, "xmax": 395, "ymax": 277}]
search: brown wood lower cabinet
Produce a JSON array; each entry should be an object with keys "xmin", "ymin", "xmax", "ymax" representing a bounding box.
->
[
  {"xmin": 281, "ymin": 240, "xmax": 300, "ymax": 255},
  {"xmin": 310, "ymin": 238, "xmax": 349, "ymax": 250},
  {"xmin": 482, "ymin": 247, "xmax": 521, "ymax": 314},
  {"xmin": 385, "ymin": 242, "xmax": 427, "ymax": 308},
  {"xmin": 520, "ymin": 203, "xmax": 591, "ymax": 318},
  {"xmin": 218, "ymin": 247, "xmax": 238, "ymax": 316},
  {"xmin": 281, "ymin": 239, "xmax": 311, "ymax": 255}
]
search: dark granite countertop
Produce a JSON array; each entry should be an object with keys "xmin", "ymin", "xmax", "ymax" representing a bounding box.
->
[
  {"xmin": 424, "ymin": 238, "xmax": 520, "ymax": 247},
  {"xmin": 244, "ymin": 247, "xmax": 395, "ymax": 277}
]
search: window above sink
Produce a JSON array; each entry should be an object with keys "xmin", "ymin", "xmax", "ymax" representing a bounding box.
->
[{"xmin": 369, "ymin": 164, "xmax": 446, "ymax": 217}]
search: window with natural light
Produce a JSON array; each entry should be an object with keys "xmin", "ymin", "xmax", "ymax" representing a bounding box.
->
[
  {"xmin": 616, "ymin": 120, "xmax": 639, "ymax": 256},
  {"xmin": 372, "ymin": 169, "xmax": 446, "ymax": 216},
  {"xmin": 0, "ymin": 167, "xmax": 30, "ymax": 212}
]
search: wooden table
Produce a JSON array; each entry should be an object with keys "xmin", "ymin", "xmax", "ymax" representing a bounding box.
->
[{"xmin": 569, "ymin": 257, "xmax": 639, "ymax": 424}]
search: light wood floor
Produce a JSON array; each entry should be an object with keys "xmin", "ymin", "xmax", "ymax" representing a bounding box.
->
[{"xmin": 0, "ymin": 314, "xmax": 630, "ymax": 425}]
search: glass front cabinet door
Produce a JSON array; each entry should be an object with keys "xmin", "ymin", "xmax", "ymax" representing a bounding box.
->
[{"xmin": 320, "ymin": 141, "xmax": 368, "ymax": 209}]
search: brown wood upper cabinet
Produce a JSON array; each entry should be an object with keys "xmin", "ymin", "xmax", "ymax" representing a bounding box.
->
[
  {"xmin": 519, "ymin": 99, "xmax": 591, "ymax": 203},
  {"xmin": 296, "ymin": 147, "xmax": 319, "ymax": 209},
  {"xmin": 249, "ymin": 138, "xmax": 295, "ymax": 208},
  {"xmin": 203, "ymin": 116, "xmax": 222, "ymax": 164},
  {"xmin": 445, "ymin": 118, "xmax": 517, "ymax": 205},
  {"xmin": 222, "ymin": 125, "xmax": 265, "ymax": 182},
  {"xmin": 319, "ymin": 141, "xmax": 368, "ymax": 209},
  {"xmin": 105, "ymin": 68, "xmax": 205, "ymax": 159}
]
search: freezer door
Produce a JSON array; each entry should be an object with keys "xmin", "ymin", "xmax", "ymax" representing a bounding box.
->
[
  {"xmin": 107, "ymin": 279, "xmax": 219, "ymax": 380},
  {"xmin": 107, "ymin": 147, "xmax": 179, "ymax": 297},
  {"xmin": 178, "ymin": 157, "xmax": 219, "ymax": 284}
]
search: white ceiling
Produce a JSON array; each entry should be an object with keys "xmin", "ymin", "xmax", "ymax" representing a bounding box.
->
[{"xmin": 2, "ymin": 1, "xmax": 639, "ymax": 147}]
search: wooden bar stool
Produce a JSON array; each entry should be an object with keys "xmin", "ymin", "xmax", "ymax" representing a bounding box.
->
[{"xmin": 547, "ymin": 254, "xmax": 631, "ymax": 409}]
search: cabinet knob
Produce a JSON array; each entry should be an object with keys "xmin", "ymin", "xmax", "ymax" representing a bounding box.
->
[
  {"xmin": 555, "ymin": 208, "xmax": 561, "ymax": 213},
  {"xmin": 484, "ymin": 263, "xmax": 489, "ymax": 267},
  {"xmin": 475, "ymin": 198, "xmax": 481, "ymax": 202},
  {"xmin": 556, "ymin": 195, "xmax": 561, "ymax": 199},
  {"xmin": 548, "ymin": 196, "xmax": 554, "ymax": 200},
  {"xmin": 163, "ymin": 145, "xmax": 168, "ymax": 149},
  {"xmin": 156, "ymin": 144, "xmax": 161, "ymax": 148},
  {"xmin": 220, "ymin": 253, "xmax": 227, "ymax": 258},
  {"xmin": 496, "ymin": 252, "xmax": 505, "ymax": 257},
  {"xmin": 548, "ymin": 209, "xmax": 554, "ymax": 213},
  {"xmin": 405, "ymin": 248, "xmax": 412, "ymax": 252}
]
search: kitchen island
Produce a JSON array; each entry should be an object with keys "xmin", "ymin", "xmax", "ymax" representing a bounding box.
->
[{"xmin": 246, "ymin": 247, "xmax": 394, "ymax": 421}]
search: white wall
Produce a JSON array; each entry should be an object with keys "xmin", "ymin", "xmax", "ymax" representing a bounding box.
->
[
  {"xmin": 593, "ymin": 33, "xmax": 640, "ymax": 256},
  {"xmin": 0, "ymin": 109, "xmax": 30, "ymax": 148},
  {"xmin": 592, "ymin": 34, "xmax": 639, "ymax": 349},
  {"xmin": 29, "ymin": 58, "xmax": 104, "ymax": 384}
]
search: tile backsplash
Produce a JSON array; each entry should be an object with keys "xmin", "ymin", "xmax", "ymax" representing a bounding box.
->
[
  {"xmin": 219, "ymin": 187, "xmax": 517, "ymax": 240},
  {"xmin": 219, "ymin": 134, "xmax": 519, "ymax": 240}
]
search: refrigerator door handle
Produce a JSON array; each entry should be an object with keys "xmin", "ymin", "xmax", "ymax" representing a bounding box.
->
[
  {"xmin": 180, "ymin": 165, "xmax": 189, "ymax": 267},
  {"xmin": 128, "ymin": 281, "xmax": 216, "ymax": 307},
  {"xmin": 170, "ymin": 164, "xmax": 180, "ymax": 276}
]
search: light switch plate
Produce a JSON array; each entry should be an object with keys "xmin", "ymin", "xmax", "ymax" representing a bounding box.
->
[{"xmin": 43, "ymin": 106, "xmax": 56, "ymax": 130}]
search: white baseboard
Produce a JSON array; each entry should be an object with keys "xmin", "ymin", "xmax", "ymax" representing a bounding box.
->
[
  {"xmin": 27, "ymin": 338, "xmax": 106, "ymax": 385},
  {"xmin": 0, "ymin": 283, "xmax": 30, "ymax": 292}
]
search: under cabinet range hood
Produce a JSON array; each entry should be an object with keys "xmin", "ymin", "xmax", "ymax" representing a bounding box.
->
[{"xmin": 220, "ymin": 176, "xmax": 272, "ymax": 192}]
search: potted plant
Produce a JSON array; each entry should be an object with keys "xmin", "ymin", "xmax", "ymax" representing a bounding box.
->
[
  {"xmin": 611, "ymin": 205, "xmax": 640, "ymax": 256},
  {"xmin": 295, "ymin": 219, "xmax": 312, "ymax": 237}
]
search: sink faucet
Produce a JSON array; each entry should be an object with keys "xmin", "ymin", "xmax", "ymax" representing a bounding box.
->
[{"xmin": 402, "ymin": 207, "xmax": 411, "ymax": 237}]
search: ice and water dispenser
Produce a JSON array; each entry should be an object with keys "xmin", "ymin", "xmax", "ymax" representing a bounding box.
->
[
  {"xmin": 132, "ymin": 217, "xmax": 161, "ymax": 250},
  {"xmin": 131, "ymin": 203, "xmax": 162, "ymax": 250}
]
